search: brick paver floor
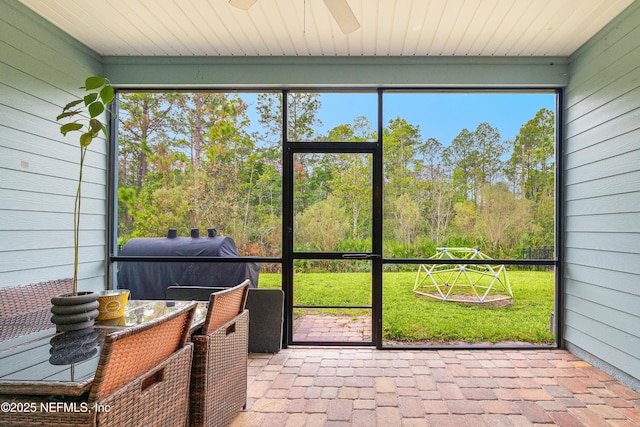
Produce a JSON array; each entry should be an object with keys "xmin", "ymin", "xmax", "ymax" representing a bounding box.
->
[
  {"xmin": 293, "ymin": 315, "xmax": 372, "ymax": 342},
  {"xmin": 230, "ymin": 347, "xmax": 640, "ymax": 426}
]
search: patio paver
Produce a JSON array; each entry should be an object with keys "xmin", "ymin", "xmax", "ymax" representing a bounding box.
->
[
  {"xmin": 293, "ymin": 315, "xmax": 372, "ymax": 342},
  {"xmin": 230, "ymin": 347, "xmax": 640, "ymax": 426}
]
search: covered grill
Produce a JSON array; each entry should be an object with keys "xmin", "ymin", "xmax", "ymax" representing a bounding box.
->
[{"xmin": 117, "ymin": 228, "xmax": 259, "ymax": 299}]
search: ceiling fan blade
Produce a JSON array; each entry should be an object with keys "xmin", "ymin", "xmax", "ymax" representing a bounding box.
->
[
  {"xmin": 229, "ymin": 0, "xmax": 257, "ymax": 10},
  {"xmin": 322, "ymin": 0, "xmax": 360, "ymax": 34}
]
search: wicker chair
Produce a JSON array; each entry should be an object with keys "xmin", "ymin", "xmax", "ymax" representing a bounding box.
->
[
  {"xmin": 167, "ymin": 285, "xmax": 284, "ymax": 354},
  {"xmin": 200, "ymin": 280, "xmax": 249, "ymax": 335},
  {"xmin": 170, "ymin": 280, "xmax": 250, "ymax": 427},
  {"xmin": 0, "ymin": 278, "xmax": 73, "ymax": 342},
  {"xmin": 1, "ymin": 301, "xmax": 197, "ymax": 426}
]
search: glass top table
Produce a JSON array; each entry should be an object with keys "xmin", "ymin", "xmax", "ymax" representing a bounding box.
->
[{"xmin": 0, "ymin": 300, "xmax": 206, "ymax": 396}]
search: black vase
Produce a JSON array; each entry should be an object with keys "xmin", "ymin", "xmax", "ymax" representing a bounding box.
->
[{"xmin": 50, "ymin": 291, "xmax": 100, "ymax": 332}]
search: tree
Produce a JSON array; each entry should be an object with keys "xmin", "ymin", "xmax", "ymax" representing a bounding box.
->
[
  {"xmin": 286, "ymin": 93, "xmax": 322, "ymax": 141},
  {"xmin": 251, "ymin": 163, "xmax": 283, "ymax": 257},
  {"xmin": 475, "ymin": 122, "xmax": 508, "ymax": 185},
  {"xmin": 257, "ymin": 92, "xmax": 321, "ymax": 142},
  {"xmin": 258, "ymin": 92, "xmax": 323, "ymax": 214},
  {"xmin": 172, "ymin": 93, "xmax": 248, "ymax": 176},
  {"xmin": 383, "ymin": 117, "xmax": 422, "ymax": 198},
  {"xmin": 442, "ymin": 128, "xmax": 476, "ymax": 200},
  {"xmin": 452, "ymin": 200, "xmax": 477, "ymax": 240},
  {"xmin": 128, "ymin": 167, "xmax": 195, "ymax": 238},
  {"xmin": 474, "ymin": 183, "xmax": 532, "ymax": 254},
  {"xmin": 416, "ymin": 137, "xmax": 445, "ymax": 184},
  {"xmin": 506, "ymin": 108, "xmax": 555, "ymax": 248},
  {"xmin": 118, "ymin": 93, "xmax": 176, "ymax": 188},
  {"xmin": 352, "ymin": 116, "xmax": 376, "ymax": 141},
  {"xmin": 507, "ymin": 108, "xmax": 555, "ymax": 202},
  {"xmin": 422, "ymin": 179, "xmax": 455, "ymax": 244},
  {"xmin": 294, "ymin": 195, "xmax": 349, "ymax": 252},
  {"xmin": 414, "ymin": 137, "xmax": 455, "ymax": 243},
  {"xmin": 442, "ymin": 122, "xmax": 507, "ymax": 202},
  {"xmin": 391, "ymin": 194, "xmax": 421, "ymax": 248},
  {"xmin": 116, "ymin": 91, "xmax": 557, "ymax": 264},
  {"xmin": 117, "ymin": 93, "xmax": 177, "ymax": 244},
  {"xmin": 329, "ymin": 152, "xmax": 372, "ymax": 240},
  {"xmin": 326, "ymin": 123, "xmax": 354, "ymax": 142}
]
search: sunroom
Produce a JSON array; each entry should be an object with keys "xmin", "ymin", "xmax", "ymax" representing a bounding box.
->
[{"xmin": 1, "ymin": 0, "xmax": 639, "ymax": 423}]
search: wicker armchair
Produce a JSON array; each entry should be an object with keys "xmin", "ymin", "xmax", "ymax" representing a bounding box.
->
[
  {"xmin": 169, "ymin": 280, "xmax": 250, "ymax": 427},
  {"xmin": 0, "ymin": 279, "xmax": 73, "ymax": 342},
  {"xmin": 1, "ymin": 301, "xmax": 197, "ymax": 426},
  {"xmin": 200, "ymin": 280, "xmax": 249, "ymax": 335}
]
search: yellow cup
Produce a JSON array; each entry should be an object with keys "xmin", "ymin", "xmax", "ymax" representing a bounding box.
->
[{"xmin": 97, "ymin": 289, "xmax": 130, "ymax": 320}]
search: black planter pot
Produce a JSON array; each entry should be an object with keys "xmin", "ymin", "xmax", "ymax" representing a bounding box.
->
[{"xmin": 50, "ymin": 291, "xmax": 100, "ymax": 332}]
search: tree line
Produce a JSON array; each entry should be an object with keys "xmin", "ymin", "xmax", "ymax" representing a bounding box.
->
[{"xmin": 116, "ymin": 92, "xmax": 555, "ymax": 262}]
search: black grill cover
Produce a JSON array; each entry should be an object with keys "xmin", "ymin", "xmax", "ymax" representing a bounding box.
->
[{"xmin": 117, "ymin": 235, "xmax": 259, "ymax": 299}]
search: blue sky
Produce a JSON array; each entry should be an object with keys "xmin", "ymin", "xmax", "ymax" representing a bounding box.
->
[{"xmin": 241, "ymin": 91, "xmax": 556, "ymax": 145}]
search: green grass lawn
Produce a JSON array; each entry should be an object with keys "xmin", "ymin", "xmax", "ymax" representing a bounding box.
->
[{"xmin": 258, "ymin": 269, "xmax": 555, "ymax": 344}]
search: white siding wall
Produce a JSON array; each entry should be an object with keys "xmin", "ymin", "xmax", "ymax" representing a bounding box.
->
[
  {"xmin": 0, "ymin": 1, "xmax": 106, "ymax": 292},
  {"xmin": 564, "ymin": 1, "xmax": 640, "ymax": 388}
]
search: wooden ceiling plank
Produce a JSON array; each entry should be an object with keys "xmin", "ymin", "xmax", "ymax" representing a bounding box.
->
[{"xmin": 17, "ymin": 0, "xmax": 633, "ymax": 57}]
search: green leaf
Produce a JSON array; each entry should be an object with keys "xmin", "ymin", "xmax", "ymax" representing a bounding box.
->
[
  {"xmin": 63, "ymin": 99, "xmax": 83, "ymax": 111},
  {"xmin": 100, "ymin": 85, "xmax": 115, "ymax": 105},
  {"xmin": 80, "ymin": 132, "xmax": 93, "ymax": 147},
  {"xmin": 85, "ymin": 76, "xmax": 106, "ymax": 91},
  {"xmin": 89, "ymin": 118, "xmax": 105, "ymax": 134},
  {"xmin": 56, "ymin": 110, "xmax": 80, "ymax": 121},
  {"xmin": 60, "ymin": 122, "xmax": 83, "ymax": 136},
  {"xmin": 88, "ymin": 102, "xmax": 104, "ymax": 118},
  {"xmin": 84, "ymin": 93, "xmax": 98, "ymax": 106}
]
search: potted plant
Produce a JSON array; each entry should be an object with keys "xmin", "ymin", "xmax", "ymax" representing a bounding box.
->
[{"xmin": 50, "ymin": 76, "xmax": 115, "ymax": 332}]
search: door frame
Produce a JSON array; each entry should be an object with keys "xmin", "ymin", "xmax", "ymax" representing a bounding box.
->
[{"xmin": 282, "ymin": 89, "xmax": 384, "ymax": 348}]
